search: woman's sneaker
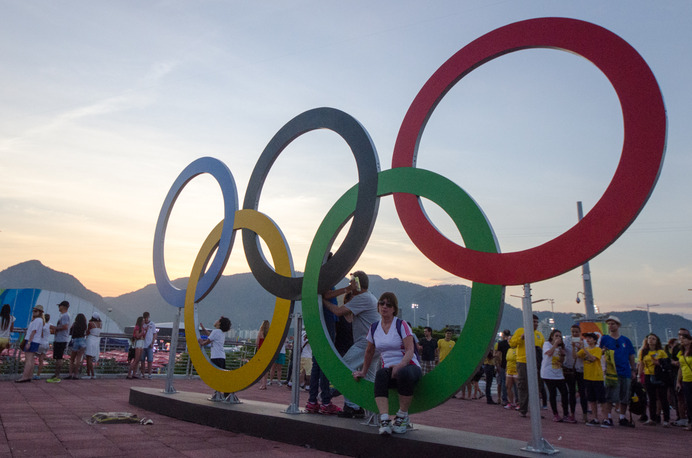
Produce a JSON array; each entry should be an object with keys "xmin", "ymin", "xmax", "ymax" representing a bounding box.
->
[
  {"xmin": 305, "ymin": 402, "xmax": 320, "ymax": 414},
  {"xmin": 392, "ymin": 415, "xmax": 410, "ymax": 434},
  {"xmin": 379, "ymin": 418, "xmax": 392, "ymax": 435},
  {"xmin": 319, "ymin": 403, "xmax": 342, "ymax": 415}
]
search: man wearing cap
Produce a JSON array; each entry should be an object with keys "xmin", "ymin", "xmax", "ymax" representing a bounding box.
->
[
  {"xmin": 322, "ymin": 271, "xmax": 379, "ymax": 419},
  {"xmin": 48, "ymin": 300, "xmax": 71, "ymax": 382},
  {"xmin": 599, "ymin": 315, "xmax": 636, "ymax": 427}
]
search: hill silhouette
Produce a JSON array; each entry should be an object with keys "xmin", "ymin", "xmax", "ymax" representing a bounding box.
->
[{"xmin": 1, "ymin": 260, "xmax": 690, "ymax": 342}]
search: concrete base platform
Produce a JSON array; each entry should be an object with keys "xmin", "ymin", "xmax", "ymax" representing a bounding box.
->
[{"xmin": 129, "ymin": 387, "xmax": 604, "ymax": 457}]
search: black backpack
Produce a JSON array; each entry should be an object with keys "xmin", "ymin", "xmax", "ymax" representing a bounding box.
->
[
  {"xmin": 654, "ymin": 357, "xmax": 674, "ymax": 386},
  {"xmin": 629, "ymin": 380, "xmax": 647, "ymax": 416}
]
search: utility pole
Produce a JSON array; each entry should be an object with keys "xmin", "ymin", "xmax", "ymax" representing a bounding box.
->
[
  {"xmin": 577, "ymin": 201, "xmax": 596, "ymax": 320},
  {"xmin": 637, "ymin": 304, "xmax": 659, "ymax": 334}
]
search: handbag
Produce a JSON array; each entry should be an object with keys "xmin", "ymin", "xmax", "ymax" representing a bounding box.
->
[{"xmin": 654, "ymin": 357, "xmax": 673, "ymax": 386}]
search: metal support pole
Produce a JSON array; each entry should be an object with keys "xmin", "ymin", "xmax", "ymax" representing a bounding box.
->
[
  {"xmin": 577, "ymin": 202, "xmax": 596, "ymax": 320},
  {"xmin": 521, "ymin": 284, "xmax": 558, "ymax": 455},
  {"xmin": 164, "ymin": 307, "xmax": 181, "ymax": 394},
  {"xmin": 285, "ymin": 313, "xmax": 302, "ymax": 414}
]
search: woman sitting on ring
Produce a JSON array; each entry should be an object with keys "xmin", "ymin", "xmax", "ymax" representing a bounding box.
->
[{"xmin": 353, "ymin": 292, "xmax": 422, "ymax": 435}]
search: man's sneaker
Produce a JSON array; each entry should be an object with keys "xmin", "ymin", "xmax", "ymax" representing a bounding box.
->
[
  {"xmin": 319, "ymin": 403, "xmax": 342, "ymax": 415},
  {"xmin": 619, "ymin": 418, "xmax": 633, "ymax": 427},
  {"xmin": 379, "ymin": 418, "xmax": 392, "ymax": 435},
  {"xmin": 46, "ymin": 377, "xmax": 61, "ymax": 383},
  {"xmin": 662, "ymin": 421, "xmax": 670, "ymax": 428},
  {"xmin": 564, "ymin": 415, "xmax": 577, "ymax": 424},
  {"xmin": 392, "ymin": 415, "xmax": 410, "ymax": 434},
  {"xmin": 305, "ymin": 402, "xmax": 320, "ymax": 414},
  {"xmin": 337, "ymin": 405, "xmax": 365, "ymax": 419},
  {"xmin": 586, "ymin": 419, "xmax": 600, "ymax": 427},
  {"xmin": 601, "ymin": 419, "xmax": 613, "ymax": 428}
]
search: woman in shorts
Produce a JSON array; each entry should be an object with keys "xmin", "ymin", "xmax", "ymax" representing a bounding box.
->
[
  {"xmin": 127, "ymin": 316, "xmax": 145, "ymax": 379},
  {"xmin": 35, "ymin": 313, "xmax": 51, "ymax": 379},
  {"xmin": 505, "ymin": 345, "xmax": 518, "ymax": 409},
  {"xmin": 15, "ymin": 305, "xmax": 45, "ymax": 383},
  {"xmin": 67, "ymin": 313, "xmax": 88, "ymax": 379}
]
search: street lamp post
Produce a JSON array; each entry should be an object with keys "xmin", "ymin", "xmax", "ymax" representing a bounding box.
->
[
  {"xmin": 637, "ymin": 304, "xmax": 659, "ymax": 334},
  {"xmin": 411, "ymin": 303, "xmax": 418, "ymax": 328}
]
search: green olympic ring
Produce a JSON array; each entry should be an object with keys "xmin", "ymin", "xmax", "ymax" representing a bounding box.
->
[{"xmin": 302, "ymin": 167, "xmax": 504, "ymax": 414}]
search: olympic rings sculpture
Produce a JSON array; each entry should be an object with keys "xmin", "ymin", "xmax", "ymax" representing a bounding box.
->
[{"xmin": 153, "ymin": 18, "xmax": 666, "ymax": 413}]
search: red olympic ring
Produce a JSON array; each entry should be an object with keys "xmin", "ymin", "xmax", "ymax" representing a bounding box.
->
[{"xmin": 392, "ymin": 17, "xmax": 667, "ymax": 285}]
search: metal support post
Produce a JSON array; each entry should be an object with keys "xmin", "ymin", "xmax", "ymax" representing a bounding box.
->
[
  {"xmin": 284, "ymin": 313, "xmax": 302, "ymax": 414},
  {"xmin": 521, "ymin": 283, "xmax": 558, "ymax": 455},
  {"xmin": 164, "ymin": 307, "xmax": 181, "ymax": 394}
]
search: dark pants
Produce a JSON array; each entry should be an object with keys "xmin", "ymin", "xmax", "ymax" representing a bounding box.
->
[
  {"xmin": 308, "ymin": 316, "xmax": 336, "ymax": 404},
  {"xmin": 374, "ymin": 365, "xmax": 422, "ymax": 398},
  {"xmin": 545, "ymin": 378, "xmax": 569, "ymax": 417},
  {"xmin": 538, "ymin": 374, "xmax": 547, "ymax": 407},
  {"xmin": 483, "ymin": 364, "xmax": 495, "ymax": 401},
  {"xmin": 645, "ymin": 375, "xmax": 670, "ymax": 422},
  {"xmin": 683, "ymin": 381, "xmax": 692, "ymax": 423},
  {"xmin": 564, "ymin": 370, "xmax": 588, "ymax": 415},
  {"xmin": 517, "ymin": 362, "xmax": 529, "ymax": 414}
]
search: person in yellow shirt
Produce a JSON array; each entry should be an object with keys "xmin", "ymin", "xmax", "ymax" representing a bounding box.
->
[
  {"xmin": 676, "ymin": 332, "xmax": 692, "ymax": 431},
  {"xmin": 505, "ymin": 346, "xmax": 518, "ymax": 409},
  {"xmin": 436, "ymin": 329, "xmax": 455, "ymax": 362},
  {"xmin": 638, "ymin": 333, "xmax": 671, "ymax": 426},
  {"xmin": 509, "ymin": 314, "xmax": 545, "ymax": 417},
  {"xmin": 577, "ymin": 333, "xmax": 606, "ymax": 425}
]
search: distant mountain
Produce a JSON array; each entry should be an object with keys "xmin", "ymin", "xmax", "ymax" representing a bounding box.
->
[
  {"xmin": 0, "ymin": 260, "xmax": 130, "ymax": 328},
  {"xmin": 1, "ymin": 260, "xmax": 690, "ymax": 343}
]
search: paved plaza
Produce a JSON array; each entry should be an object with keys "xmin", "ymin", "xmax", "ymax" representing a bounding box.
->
[{"xmin": 0, "ymin": 376, "xmax": 687, "ymax": 457}]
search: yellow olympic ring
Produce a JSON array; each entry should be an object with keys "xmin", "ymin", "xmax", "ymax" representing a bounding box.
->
[{"xmin": 184, "ymin": 209, "xmax": 293, "ymax": 393}]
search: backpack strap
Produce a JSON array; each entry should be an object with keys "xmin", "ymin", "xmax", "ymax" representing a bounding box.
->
[
  {"xmin": 396, "ymin": 319, "xmax": 420, "ymax": 361},
  {"xmin": 369, "ymin": 321, "xmax": 380, "ymax": 347}
]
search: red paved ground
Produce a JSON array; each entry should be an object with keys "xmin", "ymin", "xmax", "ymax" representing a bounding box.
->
[{"xmin": 1, "ymin": 376, "xmax": 689, "ymax": 457}]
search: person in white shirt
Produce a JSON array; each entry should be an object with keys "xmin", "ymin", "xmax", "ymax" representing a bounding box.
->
[
  {"xmin": 139, "ymin": 312, "xmax": 158, "ymax": 379},
  {"xmin": 35, "ymin": 313, "xmax": 51, "ymax": 379},
  {"xmin": 16, "ymin": 305, "xmax": 45, "ymax": 383},
  {"xmin": 199, "ymin": 317, "xmax": 231, "ymax": 369},
  {"xmin": 353, "ymin": 292, "xmax": 421, "ymax": 435}
]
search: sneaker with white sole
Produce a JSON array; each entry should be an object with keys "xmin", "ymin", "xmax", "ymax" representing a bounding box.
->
[
  {"xmin": 379, "ymin": 418, "xmax": 392, "ymax": 435},
  {"xmin": 305, "ymin": 402, "xmax": 320, "ymax": 414},
  {"xmin": 319, "ymin": 403, "xmax": 342, "ymax": 415},
  {"xmin": 392, "ymin": 415, "xmax": 410, "ymax": 434}
]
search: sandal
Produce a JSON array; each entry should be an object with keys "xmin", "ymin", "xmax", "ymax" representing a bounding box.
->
[{"xmin": 258, "ymin": 385, "xmax": 266, "ymax": 390}]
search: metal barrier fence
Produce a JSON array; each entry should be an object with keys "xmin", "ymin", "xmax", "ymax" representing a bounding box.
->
[{"xmin": 0, "ymin": 331, "xmax": 290, "ymax": 381}]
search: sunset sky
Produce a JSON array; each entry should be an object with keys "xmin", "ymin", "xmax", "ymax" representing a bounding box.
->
[{"xmin": 1, "ymin": 1, "xmax": 691, "ymax": 319}]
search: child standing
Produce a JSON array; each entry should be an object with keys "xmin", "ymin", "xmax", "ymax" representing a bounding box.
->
[{"xmin": 578, "ymin": 333, "xmax": 607, "ymax": 426}]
